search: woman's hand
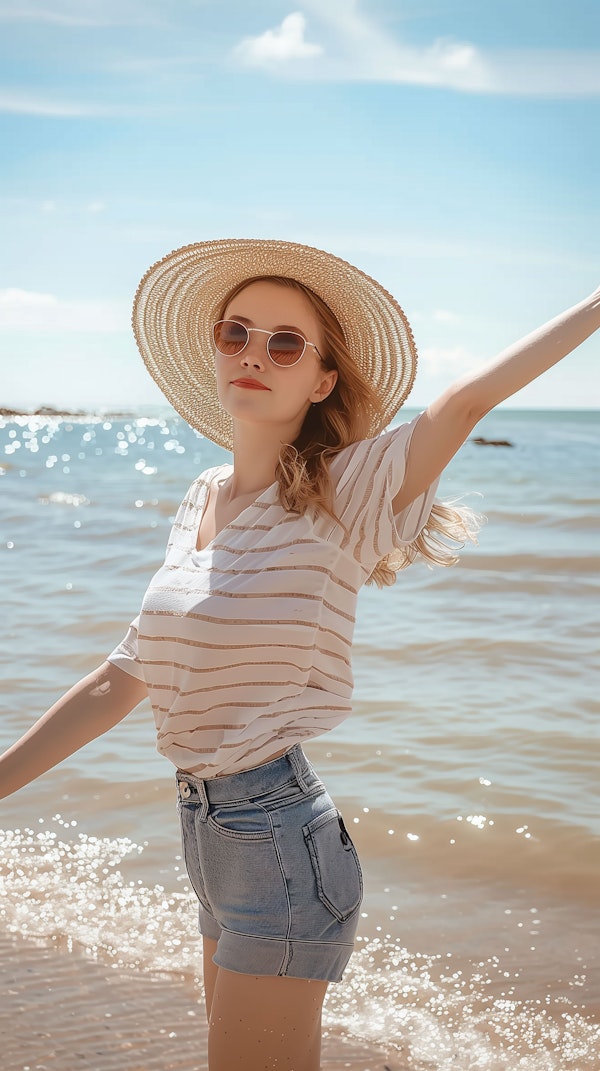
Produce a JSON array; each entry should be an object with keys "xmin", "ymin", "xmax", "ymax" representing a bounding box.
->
[{"xmin": 0, "ymin": 662, "xmax": 147, "ymax": 799}]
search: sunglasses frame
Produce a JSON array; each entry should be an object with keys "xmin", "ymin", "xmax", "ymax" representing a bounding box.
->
[{"xmin": 213, "ymin": 319, "xmax": 322, "ymax": 368}]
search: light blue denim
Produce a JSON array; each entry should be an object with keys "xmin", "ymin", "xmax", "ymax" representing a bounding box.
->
[{"xmin": 177, "ymin": 744, "xmax": 363, "ymax": 981}]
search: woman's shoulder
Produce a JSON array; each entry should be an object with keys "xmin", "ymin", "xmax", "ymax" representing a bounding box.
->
[
  {"xmin": 191, "ymin": 461, "xmax": 231, "ymax": 489},
  {"xmin": 178, "ymin": 462, "xmax": 231, "ymax": 507},
  {"xmin": 328, "ymin": 419, "xmax": 417, "ymax": 485}
]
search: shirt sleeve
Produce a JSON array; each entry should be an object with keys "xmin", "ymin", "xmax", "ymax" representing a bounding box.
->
[
  {"xmin": 332, "ymin": 415, "xmax": 439, "ymax": 569},
  {"xmin": 106, "ymin": 615, "xmax": 146, "ymax": 681}
]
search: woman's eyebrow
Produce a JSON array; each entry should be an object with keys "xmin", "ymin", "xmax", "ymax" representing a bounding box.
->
[{"xmin": 229, "ymin": 314, "xmax": 305, "ymax": 333}]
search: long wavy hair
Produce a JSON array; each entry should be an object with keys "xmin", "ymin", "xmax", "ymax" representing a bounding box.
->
[{"xmin": 218, "ymin": 275, "xmax": 479, "ymax": 586}]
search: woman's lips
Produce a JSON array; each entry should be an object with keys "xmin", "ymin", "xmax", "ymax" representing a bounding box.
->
[{"xmin": 230, "ymin": 378, "xmax": 271, "ymax": 391}]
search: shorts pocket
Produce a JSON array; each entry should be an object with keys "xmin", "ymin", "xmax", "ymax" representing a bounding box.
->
[
  {"xmin": 206, "ymin": 801, "xmax": 273, "ymax": 841},
  {"xmin": 303, "ymin": 807, "xmax": 363, "ymax": 923}
]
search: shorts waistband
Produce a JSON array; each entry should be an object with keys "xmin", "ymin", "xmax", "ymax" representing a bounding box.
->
[{"xmin": 176, "ymin": 744, "xmax": 315, "ymax": 807}]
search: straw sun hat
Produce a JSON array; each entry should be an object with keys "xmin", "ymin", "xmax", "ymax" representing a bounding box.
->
[{"xmin": 132, "ymin": 238, "xmax": 418, "ymax": 450}]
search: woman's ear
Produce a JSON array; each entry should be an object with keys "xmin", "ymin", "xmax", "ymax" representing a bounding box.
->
[{"xmin": 311, "ymin": 368, "xmax": 338, "ymax": 404}]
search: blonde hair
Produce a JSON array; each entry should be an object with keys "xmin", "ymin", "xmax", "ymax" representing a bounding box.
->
[{"xmin": 219, "ymin": 275, "xmax": 479, "ymax": 586}]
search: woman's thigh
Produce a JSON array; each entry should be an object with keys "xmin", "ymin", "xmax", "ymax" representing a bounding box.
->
[{"xmin": 207, "ymin": 963, "xmax": 329, "ymax": 1071}]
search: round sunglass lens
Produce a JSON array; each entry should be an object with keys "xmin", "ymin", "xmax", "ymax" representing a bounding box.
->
[
  {"xmin": 268, "ymin": 331, "xmax": 305, "ymax": 366},
  {"xmin": 214, "ymin": 320, "xmax": 249, "ymax": 355}
]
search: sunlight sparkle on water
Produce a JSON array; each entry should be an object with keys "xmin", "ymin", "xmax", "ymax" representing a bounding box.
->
[{"xmin": 1, "ymin": 820, "xmax": 599, "ymax": 1068}]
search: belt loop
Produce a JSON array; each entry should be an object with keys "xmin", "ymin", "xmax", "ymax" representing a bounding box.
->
[
  {"xmin": 178, "ymin": 774, "xmax": 210, "ymax": 821},
  {"xmin": 287, "ymin": 745, "xmax": 310, "ymax": 792},
  {"xmin": 196, "ymin": 777, "xmax": 209, "ymax": 822}
]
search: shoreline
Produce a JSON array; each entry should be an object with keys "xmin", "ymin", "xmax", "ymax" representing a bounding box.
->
[
  {"xmin": 0, "ymin": 930, "xmax": 398, "ymax": 1071},
  {"xmin": 2, "ymin": 405, "xmax": 598, "ymax": 420},
  {"xmin": 0, "ymin": 406, "xmax": 139, "ymax": 419}
]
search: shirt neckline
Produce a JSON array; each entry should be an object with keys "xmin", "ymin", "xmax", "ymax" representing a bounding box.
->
[{"xmin": 192, "ymin": 464, "xmax": 278, "ymax": 556}]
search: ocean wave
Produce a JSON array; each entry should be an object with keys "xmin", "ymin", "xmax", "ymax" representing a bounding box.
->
[{"xmin": 1, "ymin": 821, "xmax": 599, "ymax": 1069}]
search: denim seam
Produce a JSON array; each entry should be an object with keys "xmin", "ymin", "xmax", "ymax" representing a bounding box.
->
[
  {"xmin": 218, "ymin": 925, "xmax": 356, "ymax": 948},
  {"xmin": 287, "ymin": 748, "xmax": 313, "ymax": 792},
  {"xmin": 260, "ymin": 785, "xmax": 324, "ymax": 813},
  {"xmin": 259, "ymin": 803, "xmax": 293, "ymax": 976},
  {"xmin": 205, "ymin": 815, "xmax": 273, "ymax": 841},
  {"xmin": 179, "ymin": 812, "xmax": 212, "ymax": 915}
]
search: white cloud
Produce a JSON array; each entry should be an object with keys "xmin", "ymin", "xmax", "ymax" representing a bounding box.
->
[
  {"xmin": 485, "ymin": 49, "xmax": 600, "ymax": 97},
  {"xmin": 0, "ymin": 92, "xmax": 111, "ymax": 116},
  {"xmin": 317, "ymin": 1, "xmax": 490, "ymax": 92},
  {"xmin": 234, "ymin": 12, "xmax": 323, "ymax": 66},
  {"xmin": 0, "ymin": 289, "xmax": 129, "ymax": 333},
  {"xmin": 433, "ymin": 309, "xmax": 463, "ymax": 325},
  {"xmin": 106, "ymin": 54, "xmax": 199, "ymax": 74},
  {"xmin": 0, "ymin": 1, "xmax": 156, "ymax": 26},
  {"xmin": 0, "ymin": 196, "xmax": 108, "ymax": 215},
  {"xmin": 420, "ymin": 344, "xmax": 480, "ymax": 378},
  {"xmin": 0, "ymin": 4, "xmax": 99, "ymax": 24},
  {"xmin": 238, "ymin": 2, "xmax": 600, "ymax": 97},
  {"xmin": 0, "ymin": 91, "xmax": 157, "ymax": 117}
]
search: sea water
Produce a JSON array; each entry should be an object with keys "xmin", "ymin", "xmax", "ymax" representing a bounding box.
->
[{"xmin": 1, "ymin": 408, "xmax": 599, "ymax": 1068}]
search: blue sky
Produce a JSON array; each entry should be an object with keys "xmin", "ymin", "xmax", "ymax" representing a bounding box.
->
[{"xmin": 1, "ymin": 0, "xmax": 598, "ymax": 410}]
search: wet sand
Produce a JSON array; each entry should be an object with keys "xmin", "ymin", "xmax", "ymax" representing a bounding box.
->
[{"xmin": 0, "ymin": 933, "xmax": 397, "ymax": 1071}]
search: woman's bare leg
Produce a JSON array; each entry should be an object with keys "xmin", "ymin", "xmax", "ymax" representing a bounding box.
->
[
  {"xmin": 207, "ymin": 963, "xmax": 328, "ymax": 1071},
  {"xmin": 202, "ymin": 936, "xmax": 220, "ymax": 1022}
]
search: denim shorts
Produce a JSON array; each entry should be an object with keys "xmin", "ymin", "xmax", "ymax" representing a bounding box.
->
[{"xmin": 176, "ymin": 744, "xmax": 363, "ymax": 982}]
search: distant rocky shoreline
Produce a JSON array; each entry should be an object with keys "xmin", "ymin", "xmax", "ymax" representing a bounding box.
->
[
  {"xmin": 0, "ymin": 405, "xmax": 136, "ymax": 418},
  {"xmin": 1, "ymin": 406, "xmax": 516, "ymax": 446}
]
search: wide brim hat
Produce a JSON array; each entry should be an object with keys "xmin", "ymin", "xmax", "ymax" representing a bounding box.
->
[{"xmin": 133, "ymin": 238, "xmax": 417, "ymax": 450}]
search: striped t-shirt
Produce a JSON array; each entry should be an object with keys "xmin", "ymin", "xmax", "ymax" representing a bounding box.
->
[{"xmin": 107, "ymin": 417, "xmax": 439, "ymax": 777}]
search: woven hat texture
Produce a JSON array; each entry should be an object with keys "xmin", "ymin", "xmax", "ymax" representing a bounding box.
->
[{"xmin": 133, "ymin": 238, "xmax": 417, "ymax": 450}]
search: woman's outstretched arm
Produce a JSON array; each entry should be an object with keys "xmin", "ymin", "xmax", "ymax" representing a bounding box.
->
[
  {"xmin": 394, "ymin": 285, "xmax": 600, "ymax": 510},
  {"xmin": 0, "ymin": 662, "xmax": 147, "ymax": 799}
]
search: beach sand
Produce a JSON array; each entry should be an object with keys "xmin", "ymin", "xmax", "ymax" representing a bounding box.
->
[{"xmin": 0, "ymin": 933, "xmax": 397, "ymax": 1071}]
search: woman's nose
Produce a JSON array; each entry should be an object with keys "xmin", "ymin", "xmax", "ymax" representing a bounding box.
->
[{"xmin": 241, "ymin": 332, "xmax": 268, "ymax": 368}]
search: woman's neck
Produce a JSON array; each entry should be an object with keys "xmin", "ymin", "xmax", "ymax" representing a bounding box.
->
[{"xmin": 228, "ymin": 423, "xmax": 289, "ymax": 498}]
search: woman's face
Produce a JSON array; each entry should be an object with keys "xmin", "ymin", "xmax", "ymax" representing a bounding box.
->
[{"xmin": 214, "ymin": 279, "xmax": 338, "ymax": 438}]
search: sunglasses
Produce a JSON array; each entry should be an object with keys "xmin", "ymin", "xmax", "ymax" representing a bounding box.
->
[{"xmin": 213, "ymin": 319, "xmax": 322, "ymax": 368}]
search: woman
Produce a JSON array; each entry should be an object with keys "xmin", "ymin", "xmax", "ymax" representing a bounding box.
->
[{"xmin": 1, "ymin": 239, "xmax": 598, "ymax": 1071}]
